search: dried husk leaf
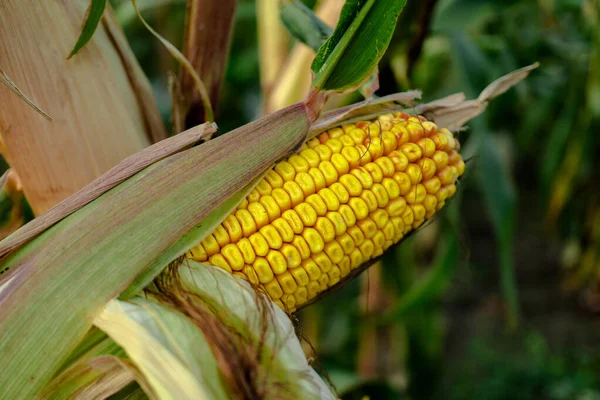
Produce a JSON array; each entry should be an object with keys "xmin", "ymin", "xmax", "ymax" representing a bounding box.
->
[{"xmin": 0, "ymin": 0, "xmax": 166, "ymax": 214}]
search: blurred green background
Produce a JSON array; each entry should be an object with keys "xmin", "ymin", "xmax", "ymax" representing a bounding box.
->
[{"xmin": 112, "ymin": 0, "xmax": 600, "ymax": 398}]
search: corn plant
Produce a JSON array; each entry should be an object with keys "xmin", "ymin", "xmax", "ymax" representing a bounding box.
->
[{"xmin": 0, "ymin": 0, "xmax": 536, "ymax": 398}]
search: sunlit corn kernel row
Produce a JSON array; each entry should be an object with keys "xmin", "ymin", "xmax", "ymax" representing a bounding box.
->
[{"xmin": 186, "ymin": 112, "xmax": 465, "ymax": 311}]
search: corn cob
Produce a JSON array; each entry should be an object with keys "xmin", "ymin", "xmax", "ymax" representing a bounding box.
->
[{"xmin": 186, "ymin": 112, "xmax": 465, "ymax": 311}]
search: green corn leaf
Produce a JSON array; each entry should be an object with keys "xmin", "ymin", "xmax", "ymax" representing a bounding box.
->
[
  {"xmin": 0, "ymin": 104, "xmax": 310, "ymax": 399},
  {"xmin": 68, "ymin": 0, "xmax": 107, "ymax": 59},
  {"xmin": 379, "ymin": 232, "xmax": 459, "ymax": 324},
  {"xmin": 478, "ymin": 130, "xmax": 520, "ymax": 330},
  {"xmin": 280, "ymin": 0, "xmax": 332, "ymax": 51},
  {"xmin": 310, "ymin": 0, "xmax": 407, "ymax": 92}
]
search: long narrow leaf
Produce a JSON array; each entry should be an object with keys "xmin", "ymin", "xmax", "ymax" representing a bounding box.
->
[{"xmin": 68, "ymin": 0, "xmax": 107, "ymax": 59}]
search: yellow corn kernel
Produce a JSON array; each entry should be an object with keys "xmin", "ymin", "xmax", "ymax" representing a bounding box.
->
[
  {"xmin": 328, "ymin": 127, "xmax": 344, "ymax": 138},
  {"xmin": 437, "ymin": 166, "xmax": 454, "ymax": 186},
  {"xmin": 281, "ymin": 209, "xmax": 303, "ymax": 234},
  {"xmin": 407, "ymin": 122, "xmax": 425, "ymax": 142},
  {"xmin": 411, "ymin": 204, "xmax": 426, "ymax": 221},
  {"xmin": 359, "ymin": 239, "xmax": 375, "ymax": 259},
  {"xmin": 418, "ymin": 158, "xmax": 436, "ymax": 180},
  {"xmin": 256, "ymin": 179, "xmax": 272, "ymax": 196},
  {"xmin": 301, "ymin": 227, "xmax": 325, "ymax": 253},
  {"xmin": 326, "ymin": 211, "xmax": 347, "ymax": 236},
  {"xmin": 365, "ymin": 162, "xmax": 383, "ymax": 183},
  {"xmin": 242, "ymin": 266, "xmax": 259, "ymax": 285},
  {"xmin": 350, "ymin": 248, "xmax": 363, "ymax": 269},
  {"xmin": 248, "ymin": 232, "xmax": 269, "ymax": 256},
  {"xmin": 406, "ymin": 184, "xmax": 426, "ymax": 204},
  {"xmin": 384, "ymin": 197, "xmax": 406, "ymax": 220},
  {"xmin": 272, "ymin": 218, "xmax": 294, "ymax": 242},
  {"xmin": 423, "ymin": 194, "xmax": 438, "ymax": 212},
  {"xmin": 456, "ymin": 159, "xmax": 466, "ymax": 176},
  {"xmin": 265, "ymin": 170, "xmax": 283, "ymax": 188},
  {"xmin": 280, "ymin": 243, "xmax": 301, "ymax": 268},
  {"xmin": 188, "ymin": 245, "xmax": 208, "ymax": 262},
  {"xmin": 308, "ymin": 168, "xmax": 326, "ymax": 191},
  {"xmin": 221, "ymin": 244, "xmax": 244, "ymax": 271},
  {"xmin": 338, "ymin": 204, "xmax": 357, "ymax": 227},
  {"xmin": 275, "ymin": 161, "xmax": 296, "ymax": 181},
  {"xmin": 423, "ymin": 176, "xmax": 441, "ymax": 194},
  {"xmin": 315, "ymin": 217, "xmax": 336, "ymax": 242},
  {"xmin": 313, "ymin": 252, "xmax": 333, "ymax": 273},
  {"xmin": 360, "ymin": 190, "xmax": 378, "ymax": 212},
  {"xmin": 372, "ymin": 231, "xmax": 386, "ymax": 249},
  {"xmin": 331, "ymin": 153, "xmax": 350, "ymax": 174},
  {"xmin": 375, "ymin": 156, "xmax": 395, "ymax": 177},
  {"xmin": 292, "ymin": 235, "xmax": 311, "ymax": 259},
  {"xmin": 370, "ymin": 209, "xmax": 389, "ymax": 229},
  {"xmin": 300, "ymin": 148, "xmax": 320, "ymax": 167},
  {"xmin": 339, "ymin": 174, "xmax": 363, "ymax": 196},
  {"xmin": 401, "ymin": 207, "xmax": 414, "ymax": 228},
  {"xmin": 235, "ymin": 209, "xmax": 257, "ymax": 236},
  {"xmin": 382, "ymin": 220, "xmax": 395, "ymax": 241},
  {"xmin": 319, "ymin": 161, "xmax": 339, "ymax": 185},
  {"xmin": 271, "ymin": 188, "xmax": 291, "ymax": 212},
  {"xmin": 341, "ymin": 146, "xmax": 361, "ymax": 168},
  {"xmin": 266, "ymin": 250, "xmax": 287, "ymax": 274},
  {"xmin": 371, "ymin": 183, "xmax": 390, "ymax": 208},
  {"xmin": 302, "ymin": 258, "xmax": 321, "ymax": 281},
  {"xmin": 283, "ymin": 181, "xmax": 305, "ymax": 207},
  {"xmin": 260, "ymin": 196, "xmax": 281, "ymax": 222},
  {"xmin": 357, "ymin": 217, "xmax": 378, "ymax": 239},
  {"xmin": 265, "ymin": 279, "xmax": 283, "ymax": 300},
  {"xmin": 307, "ymin": 281, "xmax": 320, "ymax": 299},
  {"xmin": 367, "ymin": 137, "xmax": 384, "ymax": 159},
  {"xmin": 337, "ymin": 233, "xmax": 356, "ymax": 254},
  {"xmin": 381, "ymin": 131, "xmax": 398, "ymax": 154},
  {"xmin": 318, "ymin": 188, "xmax": 340, "ymax": 211},
  {"xmin": 223, "ymin": 215, "xmax": 243, "ymax": 243},
  {"xmin": 295, "ymin": 172, "xmax": 316, "ymax": 196},
  {"xmin": 294, "ymin": 287, "xmax": 308, "ymax": 304},
  {"xmin": 351, "ymin": 167, "xmax": 374, "ymax": 189},
  {"xmin": 318, "ymin": 273, "xmax": 330, "ymax": 291},
  {"xmin": 389, "ymin": 150, "xmax": 409, "ymax": 172},
  {"xmin": 260, "ymin": 225, "xmax": 283, "ymax": 249},
  {"xmin": 314, "ymin": 144, "xmax": 332, "ymax": 161},
  {"xmin": 295, "ymin": 203, "xmax": 317, "ymax": 226},
  {"xmin": 348, "ymin": 128, "xmax": 366, "ymax": 144},
  {"xmin": 236, "ymin": 198, "xmax": 248, "ymax": 210},
  {"xmin": 347, "ymin": 225, "xmax": 365, "ymax": 246},
  {"xmin": 432, "ymin": 150, "xmax": 449, "ymax": 169},
  {"xmin": 201, "ymin": 234, "xmax": 220, "ymax": 256},
  {"xmin": 248, "ymin": 202, "xmax": 269, "ymax": 228},
  {"xmin": 237, "ymin": 238, "xmax": 256, "ymax": 264},
  {"xmin": 289, "ymin": 154, "xmax": 309, "ymax": 173},
  {"xmin": 305, "ymin": 193, "xmax": 328, "ymax": 216},
  {"xmin": 252, "ymin": 257, "xmax": 274, "ymax": 283},
  {"xmin": 348, "ymin": 197, "xmax": 369, "ymax": 220},
  {"xmin": 417, "ymin": 138, "xmax": 436, "ymax": 158},
  {"xmin": 405, "ymin": 163, "xmax": 423, "ymax": 185},
  {"xmin": 324, "ymin": 240, "xmax": 345, "ymax": 264},
  {"xmin": 392, "ymin": 172, "xmax": 412, "ymax": 195},
  {"xmin": 431, "ymin": 133, "xmax": 449, "ymax": 150},
  {"xmin": 325, "ymin": 138, "xmax": 343, "ymax": 153},
  {"xmin": 277, "ymin": 271, "xmax": 298, "ymax": 294},
  {"xmin": 289, "ymin": 266, "xmax": 310, "ymax": 286},
  {"xmin": 209, "ymin": 254, "xmax": 232, "ymax": 273},
  {"xmin": 213, "ymin": 225, "xmax": 230, "ymax": 247},
  {"xmin": 247, "ymin": 189, "xmax": 260, "ymax": 202},
  {"xmin": 339, "ymin": 134, "xmax": 355, "ymax": 147},
  {"xmin": 400, "ymin": 142, "xmax": 422, "ymax": 162},
  {"xmin": 381, "ymin": 177, "xmax": 400, "ymax": 199},
  {"xmin": 328, "ymin": 266, "xmax": 341, "ymax": 286},
  {"xmin": 355, "ymin": 144, "xmax": 372, "ymax": 165}
]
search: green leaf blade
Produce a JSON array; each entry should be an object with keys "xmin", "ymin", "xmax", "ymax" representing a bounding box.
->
[{"xmin": 68, "ymin": 0, "xmax": 107, "ymax": 59}]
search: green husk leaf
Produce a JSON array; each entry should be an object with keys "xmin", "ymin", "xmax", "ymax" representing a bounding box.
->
[
  {"xmin": 39, "ymin": 355, "xmax": 135, "ymax": 400},
  {"xmin": 68, "ymin": 0, "xmax": 107, "ymax": 59},
  {"xmin": 280, "ymin": 0, "xmax": 332, "ymax": 51},
  {"xmin": 0, "ymin": 104, "xmax": 310, "ymax": 399},
  {"xmin": 310, "ymin": 0, "xmax": 407, "ymax": 92},
  {"xmin": 94, "ymin": 298, "xmax": 228, "ymax": 400}
]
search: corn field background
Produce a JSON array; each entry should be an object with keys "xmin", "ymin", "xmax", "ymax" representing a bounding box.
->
[{"xmin": 1, "ymin": 0, "xmax": 599, "ymax": 399}]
